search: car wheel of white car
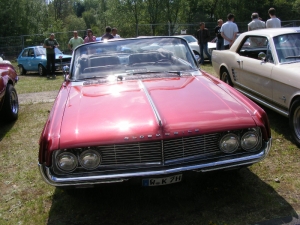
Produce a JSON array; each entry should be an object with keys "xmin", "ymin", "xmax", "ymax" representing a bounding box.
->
[
  {"xmin": 18, "ymin": 65, "xmax": 27, "ymax": 75},
  {"xmin": 2, "ymin": 84, "xmax": 18, "ymax": 121},
  {"xmin": 221, "ymin": 68, "xmax": 233, "ymax": 86},
  {"xmin": 38, "ymin": 65, "xmax": 46, "ymax": 76},
  {"xmin": 290, "ymin": 99, "xmax": 300, "ymax": 147}
]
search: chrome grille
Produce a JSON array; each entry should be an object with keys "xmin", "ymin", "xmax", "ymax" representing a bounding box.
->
[
  {"xmin": 163, "ymin": 133, "xmax": 221, "ymax": 164},
  {"xmin": 99, "ymin": 141, "xmax": 162, "ymax": 165}
]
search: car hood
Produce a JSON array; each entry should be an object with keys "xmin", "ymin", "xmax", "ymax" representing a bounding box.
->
[
  {"xmin": 59, "ymin": 76, "xmax": 257, "ymax": 149},
  {"xmin": 279, "ymin": 62, "xmax": 300, "ymax": 69},
  {"xmin": 55, "ymin": 54, "xmax": 72, "ymax": 59}
]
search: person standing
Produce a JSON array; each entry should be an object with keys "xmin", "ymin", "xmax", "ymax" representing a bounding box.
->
[
  {"xmin": 43, "ymin": 33, "xmax": 59, "ymax": 78},
  {"xmin": 248, "ymin": 13, "xmax": 266, "ymax": 31},
  {"xmin": 220, "ymin": 13, "xmax": 239, "ymax": 50},
  {"xmin": 68, "ymin": 31, "xmax": 84, "ymax": 51},
  {"xmin": 101, "ymin": 26, "xmax": 114, "ymax": 40},
  {"xmin": 266, "ymin": 8, "xmax": 281, "ymax": 28},
  {"xmin": 84, "ymin": 29, "xmax": 96, "ymax": 43},
  {"xmin": 112, "ymin": 28, "xmax": 121, "ymax": 38},
  {"xmin": 215, "ymin": 19, "xmax": 224, "ymax": 50},
  {"xmin": 195, "ymin": 22, "xmax": 211, "ymax": 64}
]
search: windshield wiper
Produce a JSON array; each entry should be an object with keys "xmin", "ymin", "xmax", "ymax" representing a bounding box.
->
[
  {"xmin": 75, "ymin": 76, "xmax": 106, "ymax": 81},
  {"xmin": 285, "ymin": 55, "xmax": 300, "ymax": 59}
]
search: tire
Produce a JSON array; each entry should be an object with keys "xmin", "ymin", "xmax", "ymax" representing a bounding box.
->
[
  {"xmin": 2, "ymin": 84, "xmax": 19, "ymax": 121},
  {"xmin": 220, "ymin": 68, "xmax": 233, "ymax": 86},
  {"xmin": 289, "ymin": 99, "xmax": 300, "ymax": 147},
  {"xmin": 38, "ymin": 64, "xmax": 46, "ymax": 76},
  {"xmin": 18, "ymin": 65, "xmax": 27, "ymax": 75}
]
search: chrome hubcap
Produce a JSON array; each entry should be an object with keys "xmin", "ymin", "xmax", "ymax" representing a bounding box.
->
[
  {"xmin": 10, "ymin": 91, "xmax": 18, "ymax": 114},
  {"xmin": 222, "ymin": 72, "xmax": 229, "ymax": 84}
]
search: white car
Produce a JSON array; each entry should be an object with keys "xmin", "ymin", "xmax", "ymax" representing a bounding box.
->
[
  {"xmin": 174, "ymin": 35, "xmax": 216, "ymax": 60},
  {"xmin": 212, "ymin": 27, "xmax": 300, "ymax": 147}
]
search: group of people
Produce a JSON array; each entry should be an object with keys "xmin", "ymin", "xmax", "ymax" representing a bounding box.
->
[
  {"xmin": 43, "ymin": 26, "xmax": 120, "ymax": 77},
  {"xmin": 196, "ymin": 7, "xmax": 281, "ymax": 64}
]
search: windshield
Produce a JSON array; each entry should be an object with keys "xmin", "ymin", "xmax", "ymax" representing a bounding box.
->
[
  {"xmin": 70, "ymin": 37, "xmax": 198, "ymax": 80},
  {"xmin": 273, "ymin": 33, "xmax": 300, "ymax": 63},
  {"xmin": 180, "ymin": 35, "xmax": 197, "ymax": 43},
  {"xmin": 36, "ymin": 47, "xmax": 63, "ymax": 55}
]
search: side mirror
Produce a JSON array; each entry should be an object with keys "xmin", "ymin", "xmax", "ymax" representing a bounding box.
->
[
  {"xmin": 258, "ymin": 52, "xmax": 266, "ymax": 60},
  {"xmin": 63, "ymin": 65, "xmax": 70, "ymax": 81}
]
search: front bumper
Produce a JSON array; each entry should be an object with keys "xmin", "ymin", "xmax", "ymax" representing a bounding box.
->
[{"xmin": 39, "ymin": 138, "xmax": 271, "ymax": 187}]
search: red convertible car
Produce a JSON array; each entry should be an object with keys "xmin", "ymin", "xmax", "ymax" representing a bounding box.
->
[
  {"xmin": 0, "ymin": 57, "xmax": 19, "ymax": 121},
  {"xmin": 38, "ymin": 37, "xmax": 272, "ymax": 188}
]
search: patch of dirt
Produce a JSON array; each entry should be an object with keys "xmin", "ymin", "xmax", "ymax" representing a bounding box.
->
[{"xmin": 18, "ymin": 91, "xmax": 58, "ymax": 105}]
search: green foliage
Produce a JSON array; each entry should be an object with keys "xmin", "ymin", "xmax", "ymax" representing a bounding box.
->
[{"xmin": 1, "ymin": 0, "xmax": 300, "ymax": 38}]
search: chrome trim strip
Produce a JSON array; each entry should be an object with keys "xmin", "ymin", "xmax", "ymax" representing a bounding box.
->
[
  {"xmin": 39, "ymin": 139, "xmax": 271, "ymax": 187},
  {"xmin": 138, "ymin": 80, "xmax": 163, "ymax": 126},
  {"xmin": 235, "ymin": 87, "xmax": 288, "ymax": 117}
]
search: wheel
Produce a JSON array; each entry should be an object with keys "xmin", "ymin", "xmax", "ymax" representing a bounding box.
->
[
  {"xmin": 18, "ymin": 65, "xmax": 27, "ymax": 75},
  {"xmin": 220, "ymin": 68, "xmax": 233, "ymax": 86},
  {"xmin": 38, "ymin": 64, "xmax": 46, "ymax": 76},
  {"xmin": 2, "ymin": 84, "xmax": 19, "ymax": 121},
  {"xmin": 289, "ymin": 99, "xmax": 300, "ymax": 147}
]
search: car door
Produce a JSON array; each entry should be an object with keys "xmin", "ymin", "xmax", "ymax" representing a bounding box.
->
[
  {"xmin": 30, "ymin": 47, "xmax": 41, "ymax": 71},
  {"xmin": 234, "ymin": 35, "xmax": 274, "ymax": 102},
  {"xmin": 19, "ymin": 48, "xmax": 30, "ymax": 70}
]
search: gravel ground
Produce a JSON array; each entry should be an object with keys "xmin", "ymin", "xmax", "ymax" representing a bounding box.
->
[{"xmin": 18, "ymin": 90, "xmax": 58, "ymax": 105}]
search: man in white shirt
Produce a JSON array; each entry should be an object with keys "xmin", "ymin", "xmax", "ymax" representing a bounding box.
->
[
  {"xmin": 221, "ymin": 13, "xmax": 239, "ymax": 50},
  {"xmin": 112, "ymin": 28, "xmax": 121, "ymax": 38},
  {"xmin": 266, "ymin": 8, "xmax": 281, "ymax": 28},
  {"xmin": 248, "ymin": 13, "xmax": 266, "ymax": 31}
]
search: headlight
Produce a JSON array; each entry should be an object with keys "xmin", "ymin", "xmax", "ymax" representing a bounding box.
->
[
  {"xmin": 56, "ymin": 152, "xmax": 78, "ymax": 172},
  {"xmin": 219, "ymin": 133, "xmax": 239, "ymax": 153},
  {"xmin": 79, "ymin": 149, "xmax": 101, "ymax": 170},
  {"xmin": 241, "ymin": 131, "xmax": 259, "ymax": 151}
]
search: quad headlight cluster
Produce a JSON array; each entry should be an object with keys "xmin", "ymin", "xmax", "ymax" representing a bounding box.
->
[
  {"xmin": 55, "ymin": 148, "xmax": 101, "ymax": 172},
  {"xmin": 219, "ymin": 128, "xmax": 261, "ymax": 154}
]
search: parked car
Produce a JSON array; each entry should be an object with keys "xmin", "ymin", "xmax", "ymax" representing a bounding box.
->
[
  {"xmin": 17, "ymin": 46, "xmax": 72, "ymax": 76},
  {"xmin": 38, "ymin": 36, "xmax": 271, "ymax": 188},
  {"xmin": 0, "ymin": 57, "xmax": 19, "ymax": 121},
  {"xmin": 212, "ymin": 27, "xmax": 300, "ymax": 147},
  {"xmin": 174, "ymin": 35, "xmax": 216, "ymax": 60}
]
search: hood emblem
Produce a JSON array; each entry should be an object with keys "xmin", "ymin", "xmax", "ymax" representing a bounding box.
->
[{"xmin": 124, "ymin": 129, "xmax": 200, "ymax": 140}]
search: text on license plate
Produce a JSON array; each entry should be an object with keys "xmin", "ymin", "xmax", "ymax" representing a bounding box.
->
[{"xmin": 142, "ymin": 174, "xmax": 182, "ymax": 186}]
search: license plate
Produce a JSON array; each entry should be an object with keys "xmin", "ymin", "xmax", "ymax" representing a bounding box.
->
[{"xmin": 142, "ymin": 174, "xmax": 182, "ymax": 186}]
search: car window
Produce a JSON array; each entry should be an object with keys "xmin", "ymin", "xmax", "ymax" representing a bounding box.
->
[
  {"xmin": 237, "ymin": 36, "xmax": 271, "ymax": 62},
  {"xmin": 35, "ymin": 47, "xmax": 46, "ymax": 56},
  {"xmin": 273, "ymin": 33, "xmax": 300, "ymax": 64},
  {"xmin": 22, "ymin": 49, "xmax": 29, "ymax": 57},
  {"xmin": 28, "ymin": 48, "xmax": 34, "ymax": 57}
]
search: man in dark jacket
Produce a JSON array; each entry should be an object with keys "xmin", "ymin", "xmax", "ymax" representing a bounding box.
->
[
  {"xmin": 196, "ymin": 22, "xmax": 211, "ymax": 64},
  {"xmin": 101, "ymin": 26, "xmax": 114, "ymax": 40}
]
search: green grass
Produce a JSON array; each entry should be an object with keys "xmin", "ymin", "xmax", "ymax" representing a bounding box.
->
[
  {"xmin": 0, "ymin": 63, "xmax": 299, "ymax": 225},
  {"xmin": 11, "ymin": 61, "xmax": 63, "ymax": 94}
]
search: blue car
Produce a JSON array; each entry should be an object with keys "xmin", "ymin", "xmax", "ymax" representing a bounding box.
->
[{"xmin": 17, "ymin": 46, "xmax": 72, "ymax": 76}]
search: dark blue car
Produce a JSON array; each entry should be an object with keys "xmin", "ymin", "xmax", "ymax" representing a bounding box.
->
[{"xmin": 17, "ymin": 46, "xmax": 72, "ymax": 76}]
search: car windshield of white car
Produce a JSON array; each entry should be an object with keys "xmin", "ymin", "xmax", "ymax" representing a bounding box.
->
[
  {"xmin": 70, "ymin": 37, "xmax": 198, "ymax": 81},
  {"xmin": 273, "ymin": 33, "xmax": 300, "ymax": 64}
]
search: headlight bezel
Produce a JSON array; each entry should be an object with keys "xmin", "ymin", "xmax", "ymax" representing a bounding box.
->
[
  {"xmin": 219, "ymin": 133, "xmax": 240, "ymax": 153},
  {"xmin": 55, "ymin": 151, "xmax": 78, "ymax": 173},
  {"xmin": 79, "ymin": 149, "xmax": 102, "ymax": 170}
]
